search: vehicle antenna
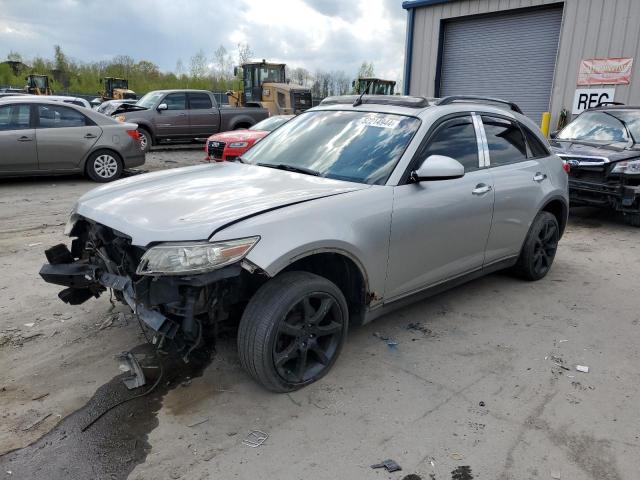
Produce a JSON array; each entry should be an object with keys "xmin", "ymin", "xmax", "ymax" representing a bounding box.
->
[{"xmin": 353, "ymin": 80, "xmax": 370, "ymax": 107}]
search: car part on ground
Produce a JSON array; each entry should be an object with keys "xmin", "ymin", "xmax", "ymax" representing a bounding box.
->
[
  {"xmin": 116, "ymin": 89, "xmax": 269, "ymax": 152},
  {"xmin": 40, "ymin": 95, "xmax": 568, "ymax": 391},
  {"xmin": 550, "ymin": 105, "xmax": 640, "ymax": 226},
  {"xmin": 0, "ymin": 97, "xmax": 145, "ymax": 181},
  {"xmin": 205, "ymin": 115, "xmax": 293, "ymax": 162}
]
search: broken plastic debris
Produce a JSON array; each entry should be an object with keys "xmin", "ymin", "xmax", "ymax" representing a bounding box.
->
[
  {"xmin": 242, "ymin": 430, "xmax": 268, "ymax": 447},
  {"xmin": 576, "ymin": 365, "xmax": 589, "ymax": 373},
  {"xmin": 23, "ymin": 323, "xmax": 35, "ymax": 328},
  {"xmin": 371, "ymin": 459, "xmax": 402, "ymax": 472},
  {"xmin": 449, "ymin": 452, "xmax": 464, "ymax": 461}
]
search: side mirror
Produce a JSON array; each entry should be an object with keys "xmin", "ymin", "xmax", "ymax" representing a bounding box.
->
[
  {"xmin": 549, "ymin": 130, "xmax": 559, "ymax": 139},
  {"xmin": 411, "ymin": 155, "xmax": 465, "ymax": 182},
  {"xmin": 234, "ymin": 66, "xmax": 240, "ymax": 77},
  {"xmin": 157, "ymin": 103, "xmax": 168, "ymax": 111}
]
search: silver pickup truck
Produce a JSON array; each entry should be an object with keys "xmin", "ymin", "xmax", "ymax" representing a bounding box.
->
[{"xmin": 117, "ymin": 89, "xmax": 269, "ymax": 152}]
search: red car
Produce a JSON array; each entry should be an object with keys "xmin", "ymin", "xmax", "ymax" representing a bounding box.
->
[{"xmin": 205, "ymin": 115, "xmax": 293, "ymax": 162}]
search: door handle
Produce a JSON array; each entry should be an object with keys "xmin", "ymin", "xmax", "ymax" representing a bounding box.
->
[
  {"xmin": 472, "ymin": 184, "xmax": 492, "ymax": 195},
  {"xmin": 533, "ymin": 172, "xmax": 547, "ymax": 182},
  {"xmin": 17, "ymin": 136, "xmax": 32, "ymax": 142},
  {"xmin": 179, "ymin": 113, "xmax": 187, "ymax": 116},
  {"xmin": 84, "ymin": 133, "xmax": 97, "ymax": 139}
]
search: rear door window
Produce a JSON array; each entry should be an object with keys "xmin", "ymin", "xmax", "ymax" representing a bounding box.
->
[
  {"xmin": 481, "ymin": 116, "xmax": 527, "ymax": 166},
  {"xmin": 422, "ymin": 115, "xmax": 480, "ymax": 172},
  {"xmin": 164, "ymin": 93, "xmax": 186, "ymax": 110},
  {"xmin": 0, "ymin": 104, "xmax": 31, "ymax": 131},
  {"xmin": 37, "ymin": 104, "xmax": 90, "ymax": 128},
  {"xmin": 188, "ymin": 93, "xmax": 212, "ymax": 109},
  {"xmin": 521, "ymin": 125, "xmax": 550, "ymax": 158}
]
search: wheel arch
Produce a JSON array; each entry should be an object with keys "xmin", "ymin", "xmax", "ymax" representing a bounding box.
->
[
  {"xmin": 273, "ymin": 248, "xmax": 370, "ymax": 326},
  {"xmin": 540, "ymin": 196, "xmax": 568, "ymax": 237}
]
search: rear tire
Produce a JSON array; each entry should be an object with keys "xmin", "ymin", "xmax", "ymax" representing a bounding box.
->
[
  {"xmin": 137, "ymin": 127, "xmax": 152, "ymax": 153},
  {"xmin": 237, "ymin": 271, "xmax": 348, "ymax": 392},
  {"xmin": 513, "ymin": 211, "xmax": 559, "ymax": 281},
  {"xmin": 85, "ymin": 150, "xmax": 123, "ymax": 182}
]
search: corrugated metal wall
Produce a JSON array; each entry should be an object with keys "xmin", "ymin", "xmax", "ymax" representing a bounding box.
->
[
  {"xmin": 439, "ymin": 6, "xmax": 563, "ymax": 122},
  {"xmin": 407, "ymin": 0, "xmax": 640, "ymax": 128}
]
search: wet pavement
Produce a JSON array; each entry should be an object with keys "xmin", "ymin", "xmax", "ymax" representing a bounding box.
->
[{"xmin": 0, "ymin": 343, "xmax": 213, "ymax": 480}]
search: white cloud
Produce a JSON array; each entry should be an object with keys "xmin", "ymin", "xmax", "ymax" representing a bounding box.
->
[{"xmin": 0, "ymin": 0, "xmax": 406, "ymax": 82}]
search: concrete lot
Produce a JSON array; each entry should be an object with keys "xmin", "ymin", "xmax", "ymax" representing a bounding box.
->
[{"xmin": 0, "ymin": 149, "xmax": 638, "ymax": 480}]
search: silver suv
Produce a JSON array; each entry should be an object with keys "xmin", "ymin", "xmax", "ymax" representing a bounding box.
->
[{"xmin": 40, "ymin": 95, "xmax": 568, "ymax": 392}]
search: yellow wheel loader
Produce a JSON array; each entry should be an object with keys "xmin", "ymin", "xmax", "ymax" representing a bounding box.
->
[
  {"xmin": 24, "ymin": 74, "xmax": 53, "ymax": 95},
  {"xmin": 100, "ymin": 77, "xmax": 136, "ymax": 101},
  {"xmin": 226, "ymin": 60, "xmax": 312, "ymax": 116},
  {"xmin": 353, "ymin": 77, "xmax": 396, "ymax": 96}
]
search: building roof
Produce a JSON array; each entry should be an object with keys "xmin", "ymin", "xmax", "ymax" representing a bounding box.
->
[{"xmin": 402, "ymin": 0, "xmax": 457, "ymax": 9}]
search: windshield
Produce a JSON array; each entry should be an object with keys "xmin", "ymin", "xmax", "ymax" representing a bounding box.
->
[
  {"xmin": 242, "ymin": 110, "xmax": 420, "ymax": 185},
  {"xmin": 250, "ymin": 116, "xmax": 292, "ymax": 132},
  {"xmin": 136, "ymin": 92, "xmax": 164, "ymax": 109},
  {"xmin": 558, "ymin": 111, "xmax": 632, "ymax": 143}
]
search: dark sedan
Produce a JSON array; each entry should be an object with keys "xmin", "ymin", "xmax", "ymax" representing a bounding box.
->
[{"xmin": 550, "ymin": 106, "xmax": 640, "ymax": 226}]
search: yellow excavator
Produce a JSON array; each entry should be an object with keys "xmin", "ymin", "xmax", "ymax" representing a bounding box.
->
[
  {"xmin": 25, "ymin": 74, "xmax": 53, "ymax": 95},
  {"xmin": 100, "ymin": 77, "xmax": 136, "ymax": 101},
  {"xmin": 353, "ymin": 77, "xmax": 396, "ymax": 96},
  {"xmin": 226, "ymin": 60, "xmax": 312, "ymax": 116}
]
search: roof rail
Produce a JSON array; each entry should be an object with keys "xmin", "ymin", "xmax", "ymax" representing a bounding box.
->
[
  {"xmin": 436, "ymin": 95, "xmax": 523, "ymax": 114},
  {"xmin": 595, "ymin": 101, "xmax": 625, "ymax": 107}
]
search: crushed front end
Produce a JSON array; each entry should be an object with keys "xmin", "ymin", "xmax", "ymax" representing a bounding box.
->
[
  {"xmin": 561, "ymin": 154, "xmax": 640, "ymax": 217},
  {"xmin": 40, "ymin": 218, "xmax": 266, "ymax": 360}
]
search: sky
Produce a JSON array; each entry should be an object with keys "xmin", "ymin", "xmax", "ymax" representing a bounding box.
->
[{"xmin": 0, "ymin": 0, "xmax": 407, "ymax": 83}]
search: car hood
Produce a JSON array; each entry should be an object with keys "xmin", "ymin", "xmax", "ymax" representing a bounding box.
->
[
  {"xmin": 207, "ymin": 130, "xmax": 268, "ymax": 143},
  {"xmin": 550, "ymin": 139, "xmax": 639, "ymax": 162},
  {"xmin": 73, "ymin": 162, "xmax": 368, "ymax": 246}
]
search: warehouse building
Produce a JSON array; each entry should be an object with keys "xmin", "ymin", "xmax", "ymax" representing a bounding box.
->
[{"xmin": 402, "ymin": 0, "xmax": 640, "ymax": 131}]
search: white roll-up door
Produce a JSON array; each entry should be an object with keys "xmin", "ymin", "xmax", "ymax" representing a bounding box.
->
[{"xmin": 439, "ymin": 6, "xmax": 563, "ymax": 123}]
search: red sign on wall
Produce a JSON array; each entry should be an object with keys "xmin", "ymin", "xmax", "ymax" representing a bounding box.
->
[{"xmin": 577, "ymin": 57, "xmax": 633, "ymax": 85}]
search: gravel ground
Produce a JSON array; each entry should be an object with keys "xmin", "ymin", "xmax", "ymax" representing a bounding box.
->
[{"xmin": 0, "ymin": 149, "xmax": 638, "ymax": 480}]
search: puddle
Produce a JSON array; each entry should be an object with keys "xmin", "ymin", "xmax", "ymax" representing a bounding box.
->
[{"xmin": 0, "ymin": 343, "xmax": 213, "ymax": 480}]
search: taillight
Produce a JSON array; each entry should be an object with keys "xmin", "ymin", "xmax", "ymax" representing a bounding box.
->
[
  {"xmin": 126, "ymin": 130, "xmax": 140, "ymax": 141},
  {"xmin": 562, "ymin": 161, "xmax": 570, "ymax": 173}
]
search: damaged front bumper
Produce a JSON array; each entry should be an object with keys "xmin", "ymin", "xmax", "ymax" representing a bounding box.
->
[
  {"xmin": 39, "ymin": 241, "xmax": 252, "ymax": 359},
  {"xmin": 569, "ymin": 177, "xmax": 640, "ymax": 212}
]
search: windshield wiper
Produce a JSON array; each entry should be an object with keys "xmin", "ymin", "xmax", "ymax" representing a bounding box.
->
[{"xmin": 257, "ymin": 163, "xmax": 321, "ymax": 176}]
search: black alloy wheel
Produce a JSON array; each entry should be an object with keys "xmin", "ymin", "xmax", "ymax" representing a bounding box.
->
[{"xmin": 238, "ymin": 271, "xmax": 348, "ymax": 392}]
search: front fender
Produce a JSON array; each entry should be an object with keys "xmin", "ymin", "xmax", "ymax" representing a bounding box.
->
[{"xmin": 210, "ymin": 187, "xmax": 393, "ymax": 301}]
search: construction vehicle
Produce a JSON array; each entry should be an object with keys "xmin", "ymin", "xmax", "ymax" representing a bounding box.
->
[
  {"xmin": 226, "ymin": 60, "xmax": 312, "ymax": 116},
  {"xmin": 24, "ymin": 74, "xmax": 53, "ymax": 95},
  {"xmin": 100, "ymin": 77, "xmax": 136, "ymax": 101},
  {"xmin": 353, "ymin": 77, "xmax": 396, "ymax": 96}
]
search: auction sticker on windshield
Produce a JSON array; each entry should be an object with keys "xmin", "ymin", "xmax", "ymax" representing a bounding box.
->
[{"xmin": 359, "ymin": 114, "xmax": 401, "ymax": 129}]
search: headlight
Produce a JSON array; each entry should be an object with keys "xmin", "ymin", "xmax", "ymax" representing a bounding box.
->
[
  {"xmin": 611, "ymin": 159, "xmax": 640, "ymax": 175},
  {"xmin": 228, "ymin": 141, "xmax": 248, "ymax": 148},
  {"xmin": 136, "ymin": 237, "xmax": 259, "ymax": 275}
]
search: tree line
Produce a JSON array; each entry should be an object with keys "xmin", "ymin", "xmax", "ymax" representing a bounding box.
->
[{"xmin": 1, "ymin": 45, "xmax": 381, "ymax": 99}]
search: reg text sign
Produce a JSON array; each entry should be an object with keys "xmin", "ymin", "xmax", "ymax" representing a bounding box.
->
[
  {"xmin": 577, "ymin": 57, "xmax": 633, "ymax": 85},
  {"xmin": 572, "ymin": 88, "xmax": 615, "ymax": 114}
]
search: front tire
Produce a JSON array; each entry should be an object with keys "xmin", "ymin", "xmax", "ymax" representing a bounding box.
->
[
  {"xmin": 237, "ymin": 271, "xmax": 348, "ymax": 392},
  {"xmin": 513, "ymin": 211, "xmax": 559, "ymax": 281},
  {"xmin": 85, "ymin": 150, "xmax": 123, "ymax": 182},
  {"xmin": 137, "ymin": 127, "xmax": 152, "ymax": 153}
]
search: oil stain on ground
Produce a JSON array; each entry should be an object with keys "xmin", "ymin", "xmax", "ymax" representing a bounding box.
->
[
  {"xmin": 0, "ymin": 343, "xmax": 213, "ymax": 480},
  {"xmin": 451, "ymin": 465, "xmax": 473, "ymax": 480}
]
